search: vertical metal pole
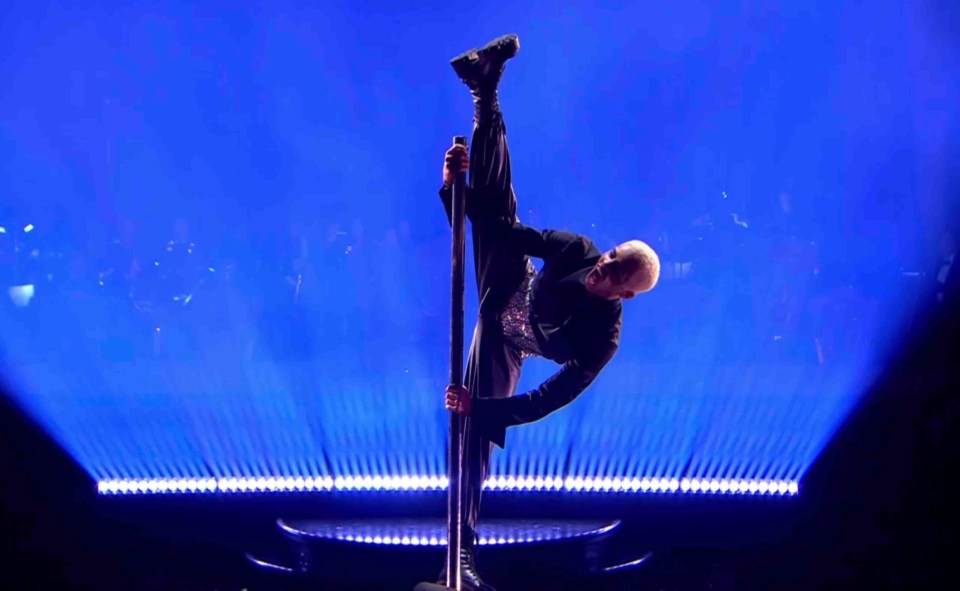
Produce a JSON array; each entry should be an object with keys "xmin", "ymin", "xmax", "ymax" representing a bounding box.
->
[{"xmin": 445, "ymin": 134, "xmax": 468, "ymax": 590}]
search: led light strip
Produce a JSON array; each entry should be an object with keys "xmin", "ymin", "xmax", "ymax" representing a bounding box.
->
[
  {"xmin": 97, "ymin": 475, "xmax": 799, "ymax": 496},
  {"xmin": 302, "ymin": 523, "xmax": 620, "ymax": 547},
  {"xmin": 293, "ymin": 534, "xmax": 580, "ymax": 547}
]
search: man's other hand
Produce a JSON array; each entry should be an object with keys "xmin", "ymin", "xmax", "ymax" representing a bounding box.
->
[
  {"xmin": 444, "ymin": 384, "xmax": 471, "ymax": 415},
  {"xmin": 443, "ymin": 144, "xmax": 469, "ymax": 188}
]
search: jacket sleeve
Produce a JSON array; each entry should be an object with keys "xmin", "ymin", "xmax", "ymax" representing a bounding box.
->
[
  {"xmin": 473, "ymin": 336, "xmax": 618, "ymax": 429},
  {"xmin": 439, "ymin": 184, "xmax": 475, "ymax": 226},
  {"xmin": 505, "ymin": 223, "xmax": 592, "ymax": 262}
]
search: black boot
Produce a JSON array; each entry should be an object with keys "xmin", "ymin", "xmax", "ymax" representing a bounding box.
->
[
  {"xmin": 450, "ymin": 34, "xmax": 520, "ymax": 123},
  {"xmin": 436, "ymin": 529, "xmax": 496, "ymax": 591}
]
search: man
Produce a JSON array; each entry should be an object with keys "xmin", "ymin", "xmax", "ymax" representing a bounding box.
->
[{"xmin": 436, "ymin": 34, "xmax": 660, "ymax": 590}]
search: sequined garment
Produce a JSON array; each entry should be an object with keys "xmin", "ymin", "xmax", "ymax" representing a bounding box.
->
[{"xmin": 500, "ymin": 259, "xmax": 542, "ymax": 358}]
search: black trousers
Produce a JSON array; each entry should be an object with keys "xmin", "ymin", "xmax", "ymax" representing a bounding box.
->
[{"xmin": 462, "ymin": 109, "xmax": 529, "ymax": 534}]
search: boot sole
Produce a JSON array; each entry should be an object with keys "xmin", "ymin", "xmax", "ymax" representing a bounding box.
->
[{"xmin": 450, "ymin": 34, "xmax": 520, "ymax": 69}]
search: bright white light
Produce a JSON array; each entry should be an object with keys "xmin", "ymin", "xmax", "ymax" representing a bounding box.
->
[
  {"xmin": 96, "ymin": 475, "xmax": 800, "ymax": 497},
  {"xmin": 23, "ymin": 223, "xmax": 34, "ymax": 233},
  {"xmin": 0, "ymin": 226, "xmax": 6, "ymax": 234},
  {"xmin": 8, "ymin": 284, "xmax": 35, "ymax": 308}
]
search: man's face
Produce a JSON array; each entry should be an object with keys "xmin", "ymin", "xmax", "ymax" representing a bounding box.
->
[{"xmin": 586, "ymin": 244, "xmax": 634, "ymax": 300}]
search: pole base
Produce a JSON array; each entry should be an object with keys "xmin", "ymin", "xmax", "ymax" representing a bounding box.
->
[{"xmin": 413, "ymin": 583, "xmax": 452, "ymax": 591}]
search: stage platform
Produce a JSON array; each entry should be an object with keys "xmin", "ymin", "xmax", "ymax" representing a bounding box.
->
[{"xmin": 246, "ymin": 517, "xmax": 652, "ymax": 587}]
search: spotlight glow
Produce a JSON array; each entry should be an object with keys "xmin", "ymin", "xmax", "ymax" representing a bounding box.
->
[{"xmin": 8, "ymin": 284, "xmax": 35, "ymax": 308}]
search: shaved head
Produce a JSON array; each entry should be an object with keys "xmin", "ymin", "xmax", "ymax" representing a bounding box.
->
[
  {"xmin": 585, "ymin": 239, "xmax": 660, "ymax": 300},
  {"xmin": 618, "ymin": 240, "xmax": 660, "ymax": 296}
]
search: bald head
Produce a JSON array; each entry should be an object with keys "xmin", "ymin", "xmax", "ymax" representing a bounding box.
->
[
  {"xmin": 585, "ymin": 239, "xmax": 660, "ymax": 300},
  {"xmin": 618, "ymin": 240, "xmax": 660, "ymax": 296}
]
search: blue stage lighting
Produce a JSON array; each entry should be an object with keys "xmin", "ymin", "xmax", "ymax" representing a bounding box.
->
[
  {"xmin": 97, "ymin": 475, "xmax": 798, "ymax": 496},
  {"xmin": 2, "ymin": 0, "xmax": 936, "ymax": 508}
]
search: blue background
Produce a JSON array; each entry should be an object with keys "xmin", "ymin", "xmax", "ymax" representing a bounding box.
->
[{"xmin": 1, "ymin": 0, "xmax": 957, "ymax": 490}]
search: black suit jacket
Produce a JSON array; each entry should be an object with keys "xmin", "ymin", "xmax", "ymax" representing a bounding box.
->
[{"xmin": 440, "ymin": 186, "xmax": 622, "ymax": 446}]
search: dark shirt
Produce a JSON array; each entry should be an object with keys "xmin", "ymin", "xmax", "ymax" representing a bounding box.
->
[{"xmin": 440, "ymin": 186, "xmax": 622, "ymax": 446}]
